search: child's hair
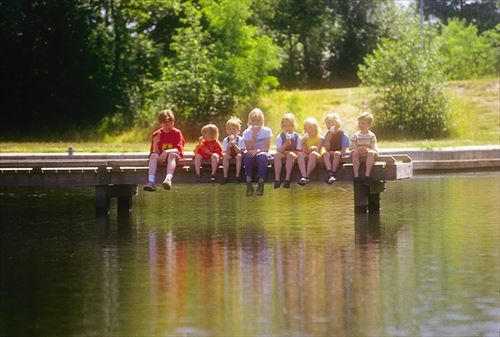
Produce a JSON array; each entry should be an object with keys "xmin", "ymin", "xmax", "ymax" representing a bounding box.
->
[
  {"xmin": 324, "ymin": 112, "xmax": 342, "ymax": 129},
  {"xmin": 303, "ymin": 117, "xmax": 321, "ymax": 135},
  {"xmin": 158, "ymin": 109, "xmax": 175, "ymax": 124},
  {"xmin": 226, "ymin": 117, "xmax": 242, "ymax": 130},
  {"xmin": 247, "ymin": 108, "xmax": 265, "ymax": 126},
  {"xmin": 357, "ymin": 112, "xmax": 374, "ymax": 126},
  {"xmin": 201, "ymin": 124, "xmax": 219, "ymax": 141},
  {"xmin": 281, "ymin": 113, "xmax": 297, "ymax": 130}
]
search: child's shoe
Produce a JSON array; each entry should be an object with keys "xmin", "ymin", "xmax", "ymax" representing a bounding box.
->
[
  {"xmin": 283, "ymin": 180, "xmax": 290, "ymax": 189},
  {"xmin": 274, "ymin": 180, "xmax": 281, "ymax": 189},
  {"xmin": 221, "ymin": 177, "xmax": 229, "ymax": 185},
  {"xmin": 246, "ymin": 183, "xmax": 254, "ymax": 196},
  {"xmin": 195, "ymin": 174, "xmax": 202, "ymax": 182},
  {"xmin": 353, "ymin": 177, "xmax": 362, "ymax": 185},
  {"xmin": 327, "ymin": 172, "xmax": 336, "ymax": 184},
  {"xmin": 143, "ymin": 181, "xmax": 156, "ymax": 192},
  {"xmin": 210, "ymin": 175, "xmax": 216, "ymax": 183},
  {"xmin": 255, "ymin": 182, "xmax": 264, "ymax": 196},
  {"xmin": 235, "ymin": 176, "xmax": 241, "ymax": 184},
  {"xmin": 162, "ymin": 178, "xmax": 172, "ymax": 190},
  {"xmin": 362, "ymin": 176, "xmax": 371, "ymax": 185},
  {"xmin": 298, "ymin": 177, "xmax": 308, "ymax": 185}
]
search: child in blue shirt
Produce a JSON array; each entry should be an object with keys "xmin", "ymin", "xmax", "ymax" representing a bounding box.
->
[{"xmin": 273, "ymin": 113, "xmax": 301, "ymax": 189}]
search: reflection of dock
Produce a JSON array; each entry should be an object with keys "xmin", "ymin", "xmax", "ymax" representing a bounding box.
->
[{"xmin": 0, "ymin": 152, "xmax": 413, "ymax": 214}]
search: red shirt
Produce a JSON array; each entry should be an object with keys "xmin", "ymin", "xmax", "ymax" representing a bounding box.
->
[
  {"xmin": 195, "ymin": 139, "xmax": 223, "ymax": 160},
  {"xmin": 150, "ymin": 127, "xmax": 185, "ymax": 157}
]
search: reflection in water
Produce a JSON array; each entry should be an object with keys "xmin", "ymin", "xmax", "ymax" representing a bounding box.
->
[{"xmin": 1, "ymin": 174, "xmax": 499, "ymax": 337}]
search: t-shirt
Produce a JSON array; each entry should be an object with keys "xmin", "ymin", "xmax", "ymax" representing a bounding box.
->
[
  {"xmin": 195, "ymin": 139, "xmax": 223, "ymax": 160},
  {"xmin": 242, "ymin": 126, "xmax": 273, "ymax": 150},
  {"xmin": 302, "ymin": 133, "xmax": 324, "ymax": 154},
  {"xmin": 150, "ymin": 127, "xmax": 185, "ymax": 157},
  {"xmin": 324, "ymin": 130, "xmax": 350, "ymax": 151},
  {"xmin": 350, "ymin": 130, "xmax": 377, "ymax": 150},
  {"xmin": 276, "ymin": 132, "xmax": 302, "ymax": 151},
  {"xmin": 222, "ymin": 135, "xmax": 246, "ymax": 152}
]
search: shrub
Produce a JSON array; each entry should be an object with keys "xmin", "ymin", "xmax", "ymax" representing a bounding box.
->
[{"xmin": 358, "ymin": 25, "xmax": 449, "ymax": 138}]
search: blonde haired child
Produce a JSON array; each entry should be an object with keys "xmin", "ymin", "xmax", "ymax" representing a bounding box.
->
[
  {"xmin": 242, "ymin": 108, "xmax": 273, "ymax": 196},
  {"xmin": 297, "ymin": 117, "xmax": 323, "ymax": 185},
  {"xmin": 144, "ymin": 109, "xmax": 185, "ymax": 192},
  {"xmin": 323, "ymin": 113, "xmax": 350, "ymax": 184},
  {"xmin": 351, "ymin": 112, "xmax": 378, "ymax": 184},
  {"xmin": 222, "ymin": 117, "xmax": 246, "ymax": 184},
  {"xmin": 194, "ymin": 123, "xmax": 223, "ymax": 182},
  {"xmin": 273, "ymin": 113, "xmax": 301, "ymax": 189}
]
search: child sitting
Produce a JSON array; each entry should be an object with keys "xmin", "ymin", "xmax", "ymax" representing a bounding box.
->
[
  {"xmin": 242, "ymin": 108, "xmax": 273, "ymax": 196},
  {"xmin": 194, "ymin": 124, "xmax": 223, "ymax": 182},
  {"xmin": 273, "ymin": 113, "xmax": 301, "ymax": 189},
  {"xmin": 144, "ymin": 109, "xmax": 185, "ymax": 192},
  {"xmin": 351, "ymin": 112, "xmax": 378, "ymax": 184},
  {"xmin": 297, "ymin": 117, "xmax": 324, "ymax": 185},
  {"xmin": 323, "ymin": 113, "xmax": 350, "ymax": 184},
  {"xmin": 222, "ymin": 117, "xmax": 246, "ymax": 184}
]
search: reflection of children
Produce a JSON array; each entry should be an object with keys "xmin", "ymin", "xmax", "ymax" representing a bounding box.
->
[
  {"xmin": 242, "ymin": 108, "xmax": 273, "ymax": 196},
  {"xmin": 323, "ymin": 113, "xmax": 350, "ymax": 184},
  {"xmin": 297, "ymin": 117, "xmax": 323, "ymax": 185},
  {"xmin": 144, "ymin": 109, "xmax": 185, "ymax": 192},
  {"xmin": 194, "ymin": 124, "xmax": 223, "ymax": 182},
  {"xmin": 274, "ymin": 113, "xmax": 301, "ymax": 189},
  {"xmin": 222, "ymin": 117, "xmax": 246, "ymax": 184},
  {"xmin": 351, "ymin": 112, "xmax": 378, "ymax": 184}
]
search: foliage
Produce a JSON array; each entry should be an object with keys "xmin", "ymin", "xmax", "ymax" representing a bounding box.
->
[
  {"xmin": 438, "ymin": 19, "xmax": 500, "ymax": 80},
  {"xmin": 161, "ymin": 0, "xmax": 280, "ymax": 123},
  {"xmin": 359, "ymin": 24, "xmax": 449, "ymax": 138}
]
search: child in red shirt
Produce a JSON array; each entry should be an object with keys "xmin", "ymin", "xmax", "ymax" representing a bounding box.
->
[
  {"xmin": 194, "ymin": 124, "xmax": 223, "ymax": 182},
  {"xmin": 143, "ymin": 109, "xmax": 185, "ymax": 192}
]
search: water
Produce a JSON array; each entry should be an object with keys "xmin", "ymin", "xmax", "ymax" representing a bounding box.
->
[{"xmin": 1, "ymin": 173, "xmax": 499, "ymax": 337}]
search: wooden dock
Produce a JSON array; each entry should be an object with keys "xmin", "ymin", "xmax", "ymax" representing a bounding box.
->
[{"xmin": 0, "ymin": 152, "xmax": 413, "ymax": 214}]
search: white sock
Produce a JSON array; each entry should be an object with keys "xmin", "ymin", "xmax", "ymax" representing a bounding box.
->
[
  {"xmin": 148, "ymin": 175, "xmax": 155, "ymax": 183},
  {"xmin": 166, "ymin": 173, "xmax": 173, "ymax": 180}
]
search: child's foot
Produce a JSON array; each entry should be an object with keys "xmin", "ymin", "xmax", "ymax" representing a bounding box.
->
[
  {"xmin": 274, "ymin": 180, "xmax": 281, "ymax": 189},
  {"xmin": 143, "ymin": 181, "xmax": 156, "ymax": 192},
  {"xmin": 210, "ymin": 175, "xmax": 216, "ymax": 183},
  {"xmin": 195, "ymin": 174, "xmax": 201, "ymax": 182},
  {"xmin": 255, "ymin": 182, "xmax": 264, "ymax": 196},
  {"xmin": 353, "ymin": 177, "xmax": 362, "ymax": 185},
  {"xmin": 328, "ymin": 172, "xmax": 336, "ymax": 184},
  {"xmin": 283, "ymin": 180, "xmax": 290, "ymax": 189},
  {"xmin": 235, "ymin": 176, "xmax": 241, "ymax": 184},
  {"xmin": 362, "ymin": 176, "xmax": 371, "ymax": 185},
  {"xmin": 298, "ymin": 177, "xmax": 308, "ymax": 186},
  {"xmin": 245, "ymin": 183, "xmax": 254, "ymax": 196},
  {"xmin": 221, "ymin": 177, "xmax": 229, "ymax": 185},
  {"xmin": 162, "ymin": 178, "xmax": 172, "ymax": 190}
]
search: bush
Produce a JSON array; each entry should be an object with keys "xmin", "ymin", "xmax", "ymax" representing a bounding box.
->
[
  {"xmin": 358, "ymin": 25, "xmax": 449, "ymax": 138},
  {"xmin": 439, "ymin": 19, "xmax": 499, "ymax": 80}
]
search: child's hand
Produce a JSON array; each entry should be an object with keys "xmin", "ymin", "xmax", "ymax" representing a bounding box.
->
[
  {"xmin": 310, "ymin": 146, "xmax": 318, "ymax": 152},
  {"xmin": 205, "ymin": 147, "xmax": 211, "ymax": 155},
  {"xmin": 198, "ymin": 136, "xmax": 203, "ymax": 142},
  {"xmin": 159, "ymin": 150, "xmax": 168, "ymax": 163}
]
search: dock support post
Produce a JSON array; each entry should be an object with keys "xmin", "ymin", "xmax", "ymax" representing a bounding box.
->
[
  {"xmin": 114, "ymin": 184, "xmax": 137, "ymax": 214},
  {"xmin": 95, "ymin": 185, "xmax": 110, "ymax": 215},
  {"xmin": 354, "ymin": 182, "xmax": 368, "ymax": 213},
  {"xmin": 354, "ymin": 180, "xmax": 386, "ymax": 213}
]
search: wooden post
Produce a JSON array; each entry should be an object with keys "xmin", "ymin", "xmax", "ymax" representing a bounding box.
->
[
  {"xmin": 368, "ymin": 181, "xmax": 386, "ymax": 213},
  {"xmin": 354, "ymin": 182, "xmax": 368, "ymax": 213},
  {"xmin": 95, "ymin": 185, "xmax": 110, "ymax": 215}
]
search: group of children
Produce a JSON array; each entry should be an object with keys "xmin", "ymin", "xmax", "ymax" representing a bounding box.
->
[{"xmin": 143, "ymin": 107, "xmax": 378, "ymax": 196}]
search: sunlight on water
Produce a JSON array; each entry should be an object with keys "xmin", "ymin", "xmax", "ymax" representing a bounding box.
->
[{"xmin": 1, "ymin": 173, "xmax": 499, "ymax": 336}]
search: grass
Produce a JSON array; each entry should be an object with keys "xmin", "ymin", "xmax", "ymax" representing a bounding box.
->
[{"xmin": 1, "ymin": 79, "xmax": 498, "ymax": 152}]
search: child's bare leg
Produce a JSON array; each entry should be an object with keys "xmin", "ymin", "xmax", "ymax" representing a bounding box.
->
[
  {"xmin": 222, "ymin": 153, "xmax": 230, "ymax": 178},
  {"xmin": 285, "ymin": 152, "xmax": 296, "ymax": 180},
  {"xmin": 194, "ymin": 153, "xmax": 202, "ymax": 176},
  {"xmin": 332, "ymin": 151, "xmax": 341, "ymax": 172},
  {"xmin": 148, "ymin": 153, "xmax": 159, "ymax": 177},
  {"xmin": 306, "ymin": 152, "xmax": 320, "ymax": 177},
  {"xmin": 211, "ymin": 153, "xmax": 219, "ymax": 176},
  {"xmin": 365, "ymin": 150, "xmax": 376, "ymax": 177},
  {"xmin": 166, "ymin": 153, "xmax": 177, "ymax": 177},
  {"xmin": 323, "ymin": 152, "xmax": 332, "ymax": 171},
  {"xmin": 274, "ymin": 152, "xmax": 283, "ymax": 181},
  {"xmin": 235, "ymin": 154, "xmax": 242, "ymax": 177},
  {"xmin": 352, "ymin": 150, "xmax": 360, "ymax": 178},
  {"xmin": 297, "ymin": 152, "xmax": 307, "ymax": 178}
]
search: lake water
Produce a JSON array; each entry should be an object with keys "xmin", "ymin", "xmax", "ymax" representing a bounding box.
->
[{"xmin": 1, "ymin": 173, "xmax": 499, "ymax": 337}]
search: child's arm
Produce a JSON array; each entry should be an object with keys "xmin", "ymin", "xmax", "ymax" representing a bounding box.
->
[
  {"xmin": 276, "ymin": 135, "xmax": 290, "ymax": 153},
  {"xmin": 340, "ymin": 133, "xmax": 350, "ymax": 155},
  {"xmin": 260, "ymin": 137, "xmax": 271, "ymax": 153},
  {"xmin": 350, "ymin": 133, "xmax": 358, "ymax": 151},
  {"xmin": 325, "ymin": 132, "xmax": 333, "ymax": 152},
  {"xmin": 370, "ymin": 133, "xmax": 378, "ymax": 151}
]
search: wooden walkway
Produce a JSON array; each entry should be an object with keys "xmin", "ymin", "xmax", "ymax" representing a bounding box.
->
[{"xmin": 0, "ymin": 152, "xmax": 413, "ymax": 214}]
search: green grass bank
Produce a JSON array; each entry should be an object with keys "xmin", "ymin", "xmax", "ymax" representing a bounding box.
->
[{"xmin": 1, "ymin": 79, "xmax": 498, "ymax": 153}]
